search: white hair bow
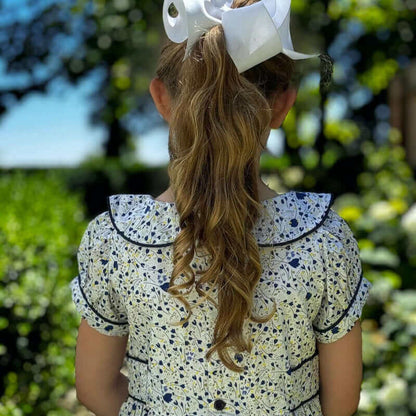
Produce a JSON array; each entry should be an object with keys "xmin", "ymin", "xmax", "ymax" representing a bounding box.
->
[{"xmin": 162, "ymin": 0, "xmax": 320, "ymax": 73}]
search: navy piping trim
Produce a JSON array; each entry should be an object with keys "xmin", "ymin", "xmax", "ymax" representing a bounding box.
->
[
  {"xmin": 124, "ymin": 350, "xmax": 319, "ymax": 374},
  {"xmin": 128, "ymin": 394, "xmax": 146, "ymax": 405},
  {"xmin": 289, "ymin": 389, "xmax": 320, "ymax": 412},
  {"xmin": 313, "ymin": 270, "xmax": 364, "ymax": 333},
  {"xmin": 76, "ymin": 274, "xmax": 129, "ymax": 326},
  {"xmin": 107, "ymin": 193, "xmax": 335, "ymax": 248},
  {"xmin": 106, "ymin": 196, "xmax": 174, "ymax": 248},
  {"xmin": 287, "ymin": 348, "xmax": 318, "ymax": 374},
  {"xmin": 126, "ymin": 352, "xmax": 148, "ymax": 364},
  {"xmin": 258, "ymin": 193, "xmax": 335, "ymax": 247}
]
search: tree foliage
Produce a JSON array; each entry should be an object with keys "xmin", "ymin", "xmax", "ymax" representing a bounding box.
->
[
  {"xmin": 1, "ymin": 0, "xmax": 415, "ymax": 176},
  {"xmin": 0, "ymin": 0, "xmax": 164, "ymax": 158}
]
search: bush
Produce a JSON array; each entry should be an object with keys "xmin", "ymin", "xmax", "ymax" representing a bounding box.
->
[
  {"xmin": 333, "ymin": 133, "xmax": 416, "ymax": 415},
  {"xmin": 0, "ymin": 170, "xmax": 87, "ymax": 415},
  {"xmin": 262, "ymin": 130, "xmax": 416, "ymax": 415}
]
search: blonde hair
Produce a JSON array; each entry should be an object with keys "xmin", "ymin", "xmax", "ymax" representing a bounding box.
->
[{"xmin": 155, "ymin": 0, "xmax": 296, "ymax": 372}]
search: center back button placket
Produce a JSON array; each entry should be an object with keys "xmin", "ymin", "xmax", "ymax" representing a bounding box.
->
[{"xmin": 214, "ymin": 399, "xmax": 226, "ymax": 411}]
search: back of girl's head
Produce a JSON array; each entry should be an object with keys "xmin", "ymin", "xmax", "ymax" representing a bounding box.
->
[{"xmin": 155, "ymin": 0, "xmax": 295, "ymax": 373}]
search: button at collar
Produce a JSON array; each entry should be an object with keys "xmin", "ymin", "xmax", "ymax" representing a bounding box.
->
[{"xmin": 214, "ymin": 399, "xmax": 226, "ymax": 410}]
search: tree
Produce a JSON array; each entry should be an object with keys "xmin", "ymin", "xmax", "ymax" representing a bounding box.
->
[
  {"xmin": 0, "ymin": 0, "xmax": 415, "ymax": 180},
  {"xmin": 0, "ymin": 0, "xmax": 165, "ymax": 158},
  {"xmin": 276, "ymin": 0, "xmax": 416, "ymax": 194}
]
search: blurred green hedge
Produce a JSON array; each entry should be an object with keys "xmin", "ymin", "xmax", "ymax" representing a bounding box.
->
[
  {"xmin": 55, "ymin": 156, "xmax": 170, "ymax": 218},
  {"xmin": 0, "ymin": 170, "xmax": 87, "ymax": 415},
  {"xmin": 262, "ymin": 132, "xmax": 416, "ymax": 415},
  {"xmin": 331, "ymin": 135, "xmax": 416, "ymax": 415},
  {"xmin": 0, "ymin": 162, "xmax": 169, "ymax": 414}
]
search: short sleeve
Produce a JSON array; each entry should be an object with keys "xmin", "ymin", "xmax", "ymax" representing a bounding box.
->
[
  {"xmin": 70, "ymin": 211, "xmax": 129, "ymax": 336},
  {"xmin": 312, "ymin": 210, "xmax": 372, "ymax": 343}
]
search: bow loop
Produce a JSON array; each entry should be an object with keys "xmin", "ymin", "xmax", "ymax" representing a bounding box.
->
[
  {"xmin": 162, "ymin": 0, "xmax": 321, "ymax": 73},
  {"xmin": 163, "ymin": 0, "xmax": 233, "ymax": 58}
]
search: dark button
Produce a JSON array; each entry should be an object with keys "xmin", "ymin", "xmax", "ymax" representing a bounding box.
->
[{"xmin": 214, "ymin": 399, "xmax": 226, "ymax": 410}]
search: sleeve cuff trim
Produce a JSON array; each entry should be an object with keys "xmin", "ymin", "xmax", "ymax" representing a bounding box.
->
[
  {"xmin": 313, "ymin": 270, "xmax": 364, "ymax": 333},
  {"xmin": 76, "ymin": 274, "xmax": 129, "ymax": 326}
]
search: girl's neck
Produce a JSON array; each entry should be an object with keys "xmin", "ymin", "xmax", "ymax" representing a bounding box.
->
[{"xmin": 154, "ymin": 179, "xmax": 279, "ymax": 203}]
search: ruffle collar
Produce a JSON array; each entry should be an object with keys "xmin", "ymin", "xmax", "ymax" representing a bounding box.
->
[{"xmin": 107, "ymin": 191, "xmax": 334, "ymax": 248}]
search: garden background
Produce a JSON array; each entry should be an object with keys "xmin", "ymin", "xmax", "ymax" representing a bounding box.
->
[{"xmin": 1, "ymin": 0, "xmax": 416, "ymax": 414}]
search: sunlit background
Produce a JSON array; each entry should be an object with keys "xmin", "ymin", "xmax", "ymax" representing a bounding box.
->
[{"xmin": 1, "ymin": 0, "xmax": 416, "ymax": 414}]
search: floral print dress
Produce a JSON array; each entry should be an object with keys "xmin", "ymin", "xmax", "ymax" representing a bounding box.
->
[{"xmin": 70, "ymin": 190, "xmax": 373, "ymax": 416}]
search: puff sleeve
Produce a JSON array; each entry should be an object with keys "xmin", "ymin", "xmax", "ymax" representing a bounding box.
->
[
  {"xmin": 70, "ymin": 211, "xmax": 129, "ymax": 336},
  {"xmin": 312, "ymin": 209, "xmax": 372, "ymax": 344}
]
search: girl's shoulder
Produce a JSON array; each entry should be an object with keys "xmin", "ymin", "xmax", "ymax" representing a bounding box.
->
[{"xmin": 105, "ymin": 191, "xmax": 336, "ymax": 247}]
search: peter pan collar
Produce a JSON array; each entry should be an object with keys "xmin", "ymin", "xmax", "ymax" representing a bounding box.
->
[{"xmin": 107, "ymin": 191, "xmax": 334, "ymax": 248}]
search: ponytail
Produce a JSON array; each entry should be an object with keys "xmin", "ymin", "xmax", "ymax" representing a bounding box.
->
[{"xmin": 155, "ymin": 1, "xmax": 295, "ymax": 373}]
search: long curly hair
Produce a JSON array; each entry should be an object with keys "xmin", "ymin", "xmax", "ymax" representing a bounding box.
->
[{"xmin": 155, "ymin": 0, "xmax": 296, "ymax": 372}]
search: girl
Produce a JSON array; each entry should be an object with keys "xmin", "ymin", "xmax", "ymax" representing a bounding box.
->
[{"xmin": 70, "ymin": 0, "xmax": 373, "ymax": 415}]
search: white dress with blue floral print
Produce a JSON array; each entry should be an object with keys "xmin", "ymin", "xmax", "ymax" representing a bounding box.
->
[{"xmin": 70, "ymin": 191, "xmax": 373, "ymax": 416}]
